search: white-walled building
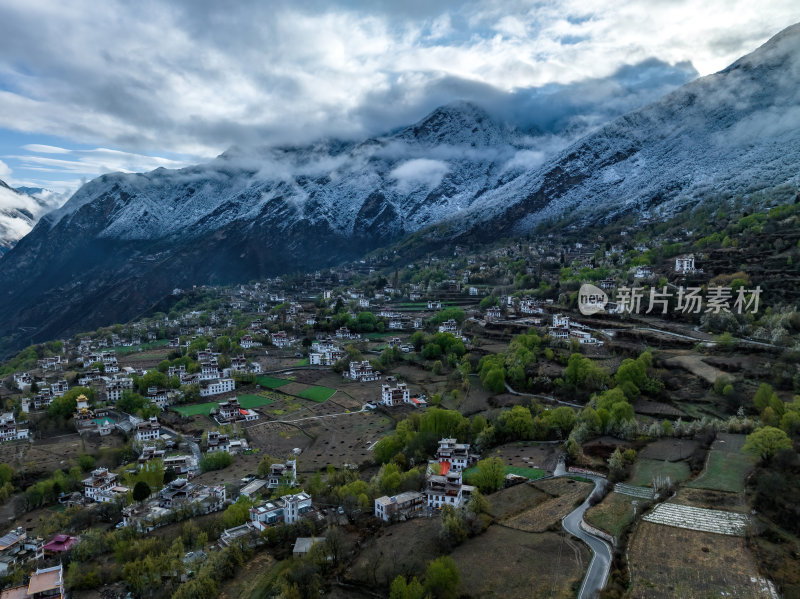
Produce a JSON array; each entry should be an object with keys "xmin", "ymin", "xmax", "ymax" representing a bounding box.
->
[
  {"xmin": 675, "ymin": 254, "xmax": 696, "ymax": 274},
  {"xmin": 344, "ymin": 361, "xmax": 379, "ymax": 382},
  {"xmin": 135, "ymin": 417, "xmax": 161, "ymax": 442},
  {"xmin": 217, "ymin": 398, "xmax": 259, "ymax": 423},
  {"xmin": 380, "ymin": 383, "xmax": 410, "ymax": 407},
  {"xmin": 433, "ymin": 438, "xmax": 476, "ymax": 472},
  {"xmin": 267, "ymin": 459, "xmax": 297, "ymax": 488},
  {"xmin": 0, "ymin": 413, "xmax": 28, "ymax": 442},
  {"xmin": 374, "ymin": 491, "xmax": 425, "ymax": 522},
  {"xmin": 250, "ymin": 491, "xmax": 313, "ymax": 528},
  {"xmin": 282, "ymin": 491, "xmax": 313, "ymax": 524},
  {"xmin": 105, "ymin": 377, "xmax": 134, "ymax": 403},
  {"xmin": 438, "ymin": 319, "xmax": 459, "ymax": 334},
  {"xmin": 83, "ymin": 468, "xmax": 120, "ymax": 502},
  {"xmin": 425, "ymin": 470, "xmax": 474, "ymax": 509},
  {"xmin": 199, "ymin": 378, "xmax": 235, "ymax": 397}
]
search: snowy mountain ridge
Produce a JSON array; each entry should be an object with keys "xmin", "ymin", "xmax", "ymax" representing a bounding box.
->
[{"xmin": 45, "ymin": 101, "xmax": 525, "ymax": 243}]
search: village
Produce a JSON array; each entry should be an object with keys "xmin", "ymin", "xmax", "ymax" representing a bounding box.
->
[{"xmin": 0, "ymin": 202, "xmax": 799, "ymax": 599}]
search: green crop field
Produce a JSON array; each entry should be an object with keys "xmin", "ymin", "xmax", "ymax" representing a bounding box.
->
[
  {"xmin": 112, "ymin": 339, "xmax": 170, "ymax": 356},
  {"xmin": 294, "ymin": 358, "xmax": 309, "ymax": 366},
  {"xmin": 688, "ymin": 451, "xmax": 755, "ymax": 493},
  {"xmin": 237, "ymin": 394, "xmax": 275, "ymax": 408},
  {"xmin": 173, "ymin": 393, "xmax": 275, "ymax": 416},
  {"xmin": 463, "ymin": 465, "xmax": 545, "ymax": 484},
  {"xmin": 172, "ymin": 402, "xmax": 219, "ymax": 417},
  {"xmin": 585, "ymin": 492, "xmax": 636, "ymax": 538},
  {"xmin": 298, "ymin": 386, "xmax": 336, "ymax": 402},
  {"xmin": 256, "ymin": 375, "xmax": 291, "ymax": 389},
  {"xmin": 629, "ymin": 458, "xmax": 691, "ymax": 487}
]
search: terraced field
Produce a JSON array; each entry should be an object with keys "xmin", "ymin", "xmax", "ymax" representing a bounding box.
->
[
  {"xmin": 256, "ymin": 375, "xmax": 291, "ymax": 389},
  {"xmin": 629, "ymin": 458, "xmax": 691, "ymax": 487},
  {"xmin": 643, "ymin": 503, "xmax": 749, "ymax": 536},
  {"xmin": 629, "ymin": 522, "xmax": 775, "ymax": 599},
  {"xmin": 688, "ymin": 433, "xmax": 755, "ymax": 493},
  {"xmin": 614, "ymin": 483, "xmax": 654, "ymax": 499},
  {"xmin": 501, "ymin": 478, "xmax": 592, "ymax": 533},
  {"xmin": 298, "ymin": 385, "xmax": 336, "ymax": 402},
  {"xmin": 585, "ymin": 491, "xmax": 637, "ymax": 538}
]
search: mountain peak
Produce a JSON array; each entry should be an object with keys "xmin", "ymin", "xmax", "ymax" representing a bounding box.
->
[
  {"xmin": 394, "ymin": 101, "xmax": 510, "ymax": 147},
  {"xmin": 0, "ymin": 179, "xmax": 20, "ymax": 194},
  {"xmin": 722, "ymin": 21, "xmax": 800, "ymax": 74}
]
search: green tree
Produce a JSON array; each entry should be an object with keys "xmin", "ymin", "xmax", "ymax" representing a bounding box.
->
[
  {"xmin": 754, "ymin": 383, "xmax": 778, "ymax": 412},
  {"xmin": 482, "ymin": 368, "xmax": 505, "ymax": 393},
  {"xmin": 163, "ymin": 466, "xmax": 178, "ymax": 485},
  {"xmin": 257, "ymin": 455, "xmax": 278, "ymax": 477},
  {"xmin": 422, "ymin": 343, "xmax": 442, "ymax": 360},
  {"xmin": 373, "ymin": 434, "xmax": 404, "ymax": 464},
  {"xmin": 222, "ymin": 496, "xmax": 253, "ymax": 528},
  {"xmin": 424, "ymin": 556, "xmax": 460, "ymax": 599},
  {"xmin": 608, "ymin": 447, "xmax": 625, "ymax": 474},
  {"xmin": 49, "ymin": 386, "xmax": 96, "ymax": 420},
  {"xmin": 470, "ymin": 415, "xmax": 487, "ymax": 437},
  {"xmin": 0, "ymin": 464, "xmax": 15, "ymax": 486},
  {"xmin": 479, "ymin": 295, "xmax": 497, "ymax": 310},
  {"xmin": 563, "ymin": 353, "xmax": 608, "ymax": 394},
  {"xmin": 132, "ymin": 481, "xmax": 151, "ymax": 503},
  {"xmin": 498, "ymin": 405, "xmax": 534, "ymax": 439},
  {"xmin": 548, "ymin": 406, "xmax": 577, "ymax": 436},
  {"xmin": 390, "ymin": 575, "xmax": 426, "ymax": 599},
  {"xmin": 77, "ymin": 454, "xmax": 95, "ymax": 472},
  {"xmin": 466, "ymin": 490, "xmax": 489, "ymax": 515},
  {"xmin": 471, "ymin": 457, "xmax": 505, "ymax": 493},
  {"xmin": 199, "ymin": 452, "xmax": 233, "ymax": 472},
  {"xmin": 743, "ymin": 427, "xmax": 793, "ymax": 461},
  {"xmin": 439, "ymin": 505, "xmax": 467, "ymax": 549}
]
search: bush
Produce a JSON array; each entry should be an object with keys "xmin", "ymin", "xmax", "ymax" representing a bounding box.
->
[
  {"xmin": 77, "ymin": 454, "xmax": 96, "ymax": 472},
  {"xmin": 470, "ymin": 457, "xmax": 505, "ymax": 493},
  {"xmin": 199, "ymin": 452, "xmax": 233, "ymax": 472},
  {"xmin": 424, "ymin": 556, "xmax": 460, "ymax": 599}
]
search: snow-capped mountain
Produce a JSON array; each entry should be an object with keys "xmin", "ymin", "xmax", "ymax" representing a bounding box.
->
[
  {"xmin": 444, "ymin": 22, "xmax": 800, "ymax": 237},
  {"xmin": 1, "ymin": 23, "xmax": 800, "ymax": 351},
  {"xmin": 0, "ymin": 180, "xmax": 60, "ymax": 256},
  {"xmin": 42, "ymin": 100, "xmax": 522, "ymax": 243}
]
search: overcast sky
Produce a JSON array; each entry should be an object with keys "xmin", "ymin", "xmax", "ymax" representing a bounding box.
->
[{"xmin": 0, "ymin": 0, "xmax": 798, "ymax": 196}]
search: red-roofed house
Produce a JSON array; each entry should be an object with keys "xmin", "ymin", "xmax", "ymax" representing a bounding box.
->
[
  {"xmin": 434, "ymin": 438, "xmax": 476, "ymax": 472},
  {"xmin": 217, "ymin": 398, "xmax": 258, "ymax": 423},
  {"xmin": 42, "ymin": 535, "xmax": 77, "ymax": 555}
]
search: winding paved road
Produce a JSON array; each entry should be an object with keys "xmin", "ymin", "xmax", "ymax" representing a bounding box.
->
[{"xmin": 560, "ymin": 474, "xmax": 613, "ymax": 599}]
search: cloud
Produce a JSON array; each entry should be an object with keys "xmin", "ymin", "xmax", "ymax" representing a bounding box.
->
[
  {"xmin": 502, "ymin": 149, "xmax": 548, "ymax": 173},
  {"xmin": 4, "ymin": 148, "xmax": 192, "ymax": 176},
  {"xmin": 0, "ymin": 159, "xmax": 11, "ymax": 180},
  {"xmin": 21, "ymin": 144, "xmax": 71, "ymax": 154},
  {"xmin": 390, "ymin": 158, "xmax": 450, "ymax": 190}
]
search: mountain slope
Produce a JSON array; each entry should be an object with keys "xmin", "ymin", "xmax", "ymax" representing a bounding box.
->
[{"xmin": 446, "ymin": 23, "xmax": 800, "ymax": 238}]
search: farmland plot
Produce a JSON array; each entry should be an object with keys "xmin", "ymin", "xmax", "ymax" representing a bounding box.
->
[{"xmin": 643, "ymin": 502, "xmax": 749, "ymax": 536}]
